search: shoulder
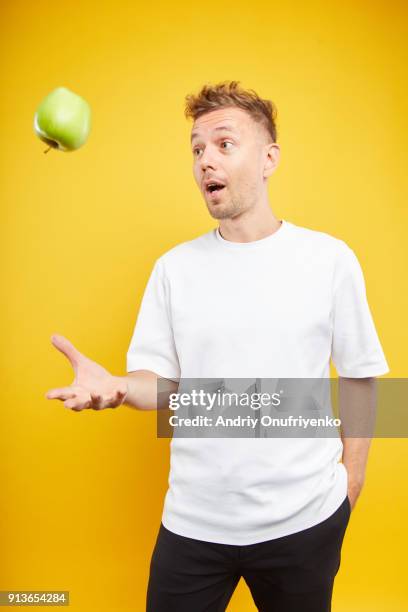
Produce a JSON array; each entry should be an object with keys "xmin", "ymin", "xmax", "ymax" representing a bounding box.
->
[
  {"xmin": 154, "ymin": 229, "xmax": 215, "ymax": 275},
  {"xmin": 290, "ymin": 223, "xmax": 364, "ymax": 286},
  {"xmin": 288, "ymin": 221, "xmax": 352, "ymax": 257},
  {"xmin": 286, "ymin": 223, "xmax": 364, "ymax": 287}
]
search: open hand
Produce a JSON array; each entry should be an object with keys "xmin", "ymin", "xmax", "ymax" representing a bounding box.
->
[{"xmin": 45, "ymin": 334, "xmax": 128, "ymax": 411}]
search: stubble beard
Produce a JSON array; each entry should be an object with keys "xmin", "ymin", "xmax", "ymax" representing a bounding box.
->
[{"xmin": 207, "ymin": 192, "xmax": 249, "ymax": 220}]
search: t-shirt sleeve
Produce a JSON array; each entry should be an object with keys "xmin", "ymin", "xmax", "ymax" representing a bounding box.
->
[
  {"xmin": 126, "ymin": 257, "xmax": 181, "ymax": 381},
  {"xmin": 330, "ymin": 243, "xmax": 390, "ymax": 378}
]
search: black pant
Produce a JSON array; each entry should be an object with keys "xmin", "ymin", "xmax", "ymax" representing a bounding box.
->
[{"xmin": 146, "ymin": 495, "xmax": 351, "ymax": 612}]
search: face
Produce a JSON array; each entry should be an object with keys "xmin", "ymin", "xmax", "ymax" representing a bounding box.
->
[{"xmin": 191, "ymin": 106, "xmax": 279, "ymax": 220}]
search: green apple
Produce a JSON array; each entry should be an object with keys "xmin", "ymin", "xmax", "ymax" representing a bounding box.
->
[{"xmin": 34, "ymin": 86, "xmax": 91, "ymax": 153}]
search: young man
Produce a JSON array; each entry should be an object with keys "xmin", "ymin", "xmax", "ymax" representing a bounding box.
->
[{"xmin": 46, "ymin": 81, "xmax": 389, "ymax": 611}]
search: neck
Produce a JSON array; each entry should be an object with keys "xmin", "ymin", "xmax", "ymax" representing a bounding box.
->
[{"xmin": 218, "ymin": 206, "xmax": 282, "ymax": 243}]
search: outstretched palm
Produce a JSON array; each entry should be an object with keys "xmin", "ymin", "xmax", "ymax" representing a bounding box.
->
[{"xmin": 45, "ymin": 334, "xmax": 128, "ymax": 411}]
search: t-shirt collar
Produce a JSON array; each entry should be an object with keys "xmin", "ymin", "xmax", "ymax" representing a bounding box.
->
[{"xmin": 215, "ymin": 219, "xmax": 291, "ymax": 249}]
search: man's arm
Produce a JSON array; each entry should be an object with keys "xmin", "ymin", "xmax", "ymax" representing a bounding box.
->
[
  {"xmin": 122, "ymin": 370, "xmax": 179, "ymax": 411},
  {"xmin": 339, "ymin": 376, "xmax": 378, "ymax": 511}
]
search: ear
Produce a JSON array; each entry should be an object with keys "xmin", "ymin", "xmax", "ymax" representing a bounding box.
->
[{"xmin": 263, "ymin": 143, "xmax": 280, "ymax": 179}]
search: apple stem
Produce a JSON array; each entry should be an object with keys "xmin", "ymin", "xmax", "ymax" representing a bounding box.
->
[{"xmin": 43, "ymin": 146, "xmax": 52, "ymax": 154}]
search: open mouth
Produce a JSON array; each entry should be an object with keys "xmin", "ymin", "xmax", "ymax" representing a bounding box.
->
[
  {"xmin": 206, "ymin": 183, "xmax": 226, "ymax": 198},
  {"xmin": 207, "ymin": 184, "xmax": 225, "ymax": 193}
]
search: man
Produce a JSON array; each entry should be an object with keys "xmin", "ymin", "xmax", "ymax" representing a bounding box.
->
[{"xmin": 46, "ymin": 81, "xmax": 389, "ymax": 611}]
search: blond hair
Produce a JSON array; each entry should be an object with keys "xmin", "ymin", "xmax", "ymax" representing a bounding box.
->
[{"xmin": 184, "ymin": 80, "xmax": 278, "ymax": 143}]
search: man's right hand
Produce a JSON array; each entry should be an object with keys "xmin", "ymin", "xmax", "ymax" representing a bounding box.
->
[{"xmin": 45, "ymin": 334, "xmax": 128, "ymax": 411}]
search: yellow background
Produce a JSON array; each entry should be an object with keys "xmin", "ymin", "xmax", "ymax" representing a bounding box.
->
[{"xmin": 1, "ymin": 0, "xmax": 407, "ymax": 610}]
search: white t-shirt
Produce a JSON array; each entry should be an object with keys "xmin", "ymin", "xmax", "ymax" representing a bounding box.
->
[{"xmin": 126, "ymin": 219, "xmax": 389, "ymax": 545}]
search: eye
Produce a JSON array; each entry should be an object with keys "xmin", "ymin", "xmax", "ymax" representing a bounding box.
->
[{"xmin": 192, "ymin": 140, "xmax": 234, "ymax": 157}]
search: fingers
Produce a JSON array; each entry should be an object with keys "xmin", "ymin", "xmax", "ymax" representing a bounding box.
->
[
  {"xmin": 45, "ymin": 387, "xmax": 127, "ymax": 411},
  {"xmin": 89, "ymin": 390, "xmax": 126, "ymax": 410},
  {"xmin": 46, "ymin": 386, "xmax": 87, "ymax": 410},
  {"xmin": 64, "ymin": 398, "xmax": 86, "ymax": 411},
  {"xmin": 46, "ymin": 387, "xmax": 77, "ymax": 400},
  {"xmin": 90, "ymin": 392, "xmax": 103, "ymax": 410},
  {"xmin": 116, "ymin": 389, "xmax": 128, "ymax": 406},
  {"xmin": 50, "ymin": 334, "xmax": 82, "ymax": 368}
]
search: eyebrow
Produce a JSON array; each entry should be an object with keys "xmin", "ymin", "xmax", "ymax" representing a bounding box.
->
[{"xmin": 190, "ymin": 125, "xmax": 239, "ymax": 143}]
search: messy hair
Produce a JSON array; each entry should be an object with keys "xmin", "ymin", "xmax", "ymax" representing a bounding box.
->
[{"xmin": 184, "ymin": 80, "xmax": 278, "ymax": 143}]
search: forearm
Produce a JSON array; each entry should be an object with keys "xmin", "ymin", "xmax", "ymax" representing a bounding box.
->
[
  {"xmin": 339, "ymin": 376, "xmax": 377, "ymax": 495},
  {"xmin": 341, "ymin": 437, "xmax": 372, "ymax": 490},
  {"xmin": 120, "ymin": 370, "xmax": 178, "ymax": 411}
]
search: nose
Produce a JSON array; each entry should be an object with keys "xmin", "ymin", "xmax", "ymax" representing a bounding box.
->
[{"xmin": 199, "ymin": 146, "xmax": 217, "ymax": 173}]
